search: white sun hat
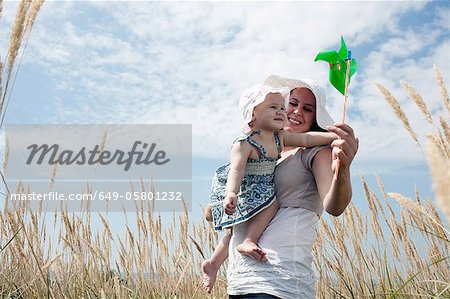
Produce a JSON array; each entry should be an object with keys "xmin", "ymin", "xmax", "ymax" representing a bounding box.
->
[
  {"xmin": 239, "ymin": 84, "xmax": 290, "ymax": 133},
  {"xmin": 264, "ymin": 75, "xmax": 335, "ymax": 130}
]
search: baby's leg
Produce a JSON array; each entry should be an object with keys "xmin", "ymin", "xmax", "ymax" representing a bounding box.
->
[
  {"xmin": 236, "ymin": 200, "xmax": 279, "ymax": 262},
  {"xmin": 202, "ymin": 232, "xmax": 231, "ymax": 293}
]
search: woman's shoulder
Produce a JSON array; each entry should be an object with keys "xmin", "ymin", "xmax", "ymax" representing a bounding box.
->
[
  {"xmin": 294, "ymin": 145, "xmax": 330, "ymax": 155},
  {"xmin": 303, "ymin": 144, "xmax": 330, "ymax": 153},
  {"xmin": 289, "ymin": 145, "xmax": 331, "ymax": 170}
]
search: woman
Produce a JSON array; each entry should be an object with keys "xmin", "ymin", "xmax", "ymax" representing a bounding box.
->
[{"xmin": 227, "ymin": 75, "xmax": 359, "ymax": 298}]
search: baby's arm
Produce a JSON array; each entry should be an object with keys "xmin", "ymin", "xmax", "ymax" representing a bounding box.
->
[
  {"xmin": 282, "ymin": 130, "xmax": 338, "ymax": 148},
  {"xmin": 223, "ymin": 141, "xmax": 252, "ymax": 215}
]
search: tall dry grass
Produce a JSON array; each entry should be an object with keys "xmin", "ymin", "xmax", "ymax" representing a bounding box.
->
[
  {"xmin": 1, "ymin": 0, "xmax": 44, "ymax": 126},
  {"xmin": 1, "ymin": 197, "xmax": 225, "ymax": 298},
  {"xmin": 311, "ymin": 73, "xmax": 450, "ymax": 298},
  {"xmin": 1, "ymin": 1, "xmax": 449, "ymax": 298},
  {"xmin": 1, "ymin": 76, "xmax": 448, "ymax": 298},
  {"xmin": 1, "ymin": 162, "xmax": 448, "ymax": 298}
]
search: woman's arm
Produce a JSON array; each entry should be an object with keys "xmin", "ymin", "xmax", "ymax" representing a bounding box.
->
[
  {"xmin": 312, "ymin": 123, "xmax": 359, "ymax": 216},
  {"xmin": 282, "ymin": 130, "xmax": 337, "ymax": 148},
  {"xmin": 223, "ymin": 141, "xmax": 252, "ymax": 215}
]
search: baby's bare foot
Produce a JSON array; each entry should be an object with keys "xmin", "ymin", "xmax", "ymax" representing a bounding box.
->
[
  {"xmin": 236, "ymin": 240, "xmax": 267, "ymax": 262},
  {"xmin": 201, "ymin": 259, "xmax": 218, "ymax": 293}
]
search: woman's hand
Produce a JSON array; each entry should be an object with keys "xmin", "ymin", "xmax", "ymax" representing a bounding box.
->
[
  {"xmin": 315, "ymin": 123, "xmax": 358, "ymax": 216},
  {"xmin": 326, "ymin": 123, "xmax": 359, "ymax": 174}
]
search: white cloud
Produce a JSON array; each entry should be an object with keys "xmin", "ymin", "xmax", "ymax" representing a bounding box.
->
[
  {"xmin": 2, "ymin": 1, "xmax": 448, "ymax": 174},
  {"xmin": 351, "ymin": 28, "xmax": 449, "ymax": 168}
]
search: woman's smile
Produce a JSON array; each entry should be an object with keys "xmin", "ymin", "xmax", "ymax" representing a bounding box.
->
[{"xmin": 287, "ymin": 116, "xmax": 301, "ymax": 125}]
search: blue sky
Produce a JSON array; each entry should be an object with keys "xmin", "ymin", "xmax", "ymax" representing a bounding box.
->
[{"xmin": 0, "ymin": 1, "xmax": 449, "ymax": 231}]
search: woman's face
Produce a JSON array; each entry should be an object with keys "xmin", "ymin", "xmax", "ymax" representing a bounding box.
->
[{"xmin": 285, "ymin": 87, "xmax": 316, "ymax": 133}]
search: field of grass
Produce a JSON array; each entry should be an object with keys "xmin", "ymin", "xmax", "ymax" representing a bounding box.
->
[
  {"xmin": 0, "ymin": 0, "xmax": 449, "ymax": 298},
  {"xmin": 0, "ymin": 133, "xmax": 448, "ymax": 298}
]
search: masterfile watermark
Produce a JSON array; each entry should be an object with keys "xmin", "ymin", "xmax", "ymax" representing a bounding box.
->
[
  {"xmin": 5, "ymin": 124, "xmax": 192, "ymax": 212},
  {"xmin": 26, "ymin": 141, "xmax": 170, "ymax": 171}
]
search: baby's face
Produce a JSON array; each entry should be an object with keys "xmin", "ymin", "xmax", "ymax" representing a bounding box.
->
[{"xmin": 252, "ymin": 93, "xmax": 286, "ymax": 131}]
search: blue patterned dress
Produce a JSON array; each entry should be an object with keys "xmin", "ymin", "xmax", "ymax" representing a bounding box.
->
[{"xmin": 209, "ymin": 131, "xmax": 281, "ymax": 231}]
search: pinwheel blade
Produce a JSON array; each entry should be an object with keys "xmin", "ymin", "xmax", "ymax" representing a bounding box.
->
[
  {"xmin": 349, "ymin": 59, "xmax": 358, "ymax": 77},
  {"xmin": 314, "ymin": 50, "xmax": 339, "ymax": 63},
  {"xmin": 338, "ymin": 36, "xmax": 348, "ymax": 60},
  {"xmin": 329, "ymin": 68, "xmax": 346, "ymax": 95}
]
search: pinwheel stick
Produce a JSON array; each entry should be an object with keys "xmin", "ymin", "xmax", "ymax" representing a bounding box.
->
[
  {"xmin": 342, "ymin": 51, "xmax": 352, "ymax": 123},
  {"xmin": 335, "ymin": 51, "xmax": 352, "ymax": 180}
]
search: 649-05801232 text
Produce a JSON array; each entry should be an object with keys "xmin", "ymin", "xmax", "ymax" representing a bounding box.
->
[{"xmin": 9, "ymin": 191, "xmax": 184, "ymax": 201}]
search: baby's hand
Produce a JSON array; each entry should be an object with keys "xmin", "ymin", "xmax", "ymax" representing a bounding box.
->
[{"xmin": 224, "ymin": 192, "xmax": 237, "ymax": 215}]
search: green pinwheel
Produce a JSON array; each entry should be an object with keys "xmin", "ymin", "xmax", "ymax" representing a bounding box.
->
[{"xmin": 314, "ymin": 36, "xmax": 358, "ymax": 95}]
